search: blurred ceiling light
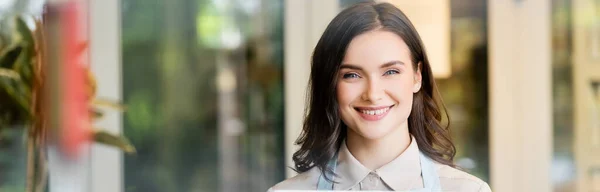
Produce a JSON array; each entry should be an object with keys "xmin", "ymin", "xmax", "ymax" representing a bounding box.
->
[{"xmin": 379, "ymin": 0, "xmax": 452, "ymax": 79}]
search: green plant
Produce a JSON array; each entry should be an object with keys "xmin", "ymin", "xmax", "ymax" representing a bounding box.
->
[{"xmin": 0, "ymin": 16, "xmax": 135, "ymax": 192}]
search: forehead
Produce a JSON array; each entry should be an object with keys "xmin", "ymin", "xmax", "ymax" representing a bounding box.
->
[{"xmin": 342, "ymin": 30, "xmax": 412, "ymax": 67}]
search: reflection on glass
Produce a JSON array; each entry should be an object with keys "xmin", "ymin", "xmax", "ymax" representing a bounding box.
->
[
  {"xmin": 121, "ymin": 0, "xmax": 285, "ymax": 191},
  {"xmin": 552, "ymin": 0, "xmax": 576, "ymax": 191},
  {"xmin": 438, "ymin": 0, "xmax": 489, "ymax": 181}
]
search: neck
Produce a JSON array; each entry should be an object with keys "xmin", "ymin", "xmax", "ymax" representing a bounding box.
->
[{"xmin": 345, "ymin": 124, "xmax": 411, "ymax": 170}]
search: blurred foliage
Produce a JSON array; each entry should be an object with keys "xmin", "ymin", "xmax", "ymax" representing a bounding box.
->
[
  {"xmin": 121, "ymin": 0, "xmax": 285, "ymax": 191},
  {"xmin": 0, "ymin": 16, "xmax": 35, "ymax": 130},
  {"xmin": 0, "ymin": 15, "xmax": 136, "ymax": 153},
  {"xmin": 0, "ymin": 14, "xmax": 135, "ymax": 191}
]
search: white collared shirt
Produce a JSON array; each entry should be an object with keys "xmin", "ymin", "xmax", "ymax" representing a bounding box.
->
[{"xmin": 269, "ymin": 137, "xmax": 492, "ymax": 191}]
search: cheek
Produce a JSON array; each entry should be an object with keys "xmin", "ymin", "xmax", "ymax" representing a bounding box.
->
[
  {"xmin": 385, "ymin": 77, "xmax": 416, "ymax": 102},
  {"xmin": 336, "ymin": 82, "xmax": 359, "ymax": 106}
]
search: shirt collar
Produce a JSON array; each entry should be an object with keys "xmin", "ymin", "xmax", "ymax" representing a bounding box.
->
[{"xmin": 334, "ymin": 136, "xmax": 422, "ymax": 191}]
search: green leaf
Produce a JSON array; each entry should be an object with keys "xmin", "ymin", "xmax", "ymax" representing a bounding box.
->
[
  {"xmin": 0, "ymin": 70, "xmax": 31, "ymax": 118},
  {"xmin": 92, "ymin": 99, "xmax": 127, "ymax": 111},
  {"xmin": 11, "ymin": 17, "xmax": 36, "ymax": 86},
  {"xmin": 93, "ymin": 129, "xmax": 136, "ymax": 154},
  {"xmin": 0, "ymin": 44, "xmax": 22, "ymax": 69},
  {"xmin": 15, "ymin": 16, "xmax": 34, "ymax": 47},
  {"xmin": 0, "ymin": 68, "xmax": 21, "ymax": 80},
  {"xmin": 13, "ymin": 44, "xmax": 33, "ymax": 85}
]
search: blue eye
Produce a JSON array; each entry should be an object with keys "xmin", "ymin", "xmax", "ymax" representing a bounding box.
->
[
  {"xmin": 384, "ymin": 70, "xmax": 400, "ymax": 75},
  {"xmin": 343, "ymin": 73, "xmax": 360, "ymax": 79}
]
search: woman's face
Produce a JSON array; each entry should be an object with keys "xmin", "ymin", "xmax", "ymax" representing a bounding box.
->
[{"xmin": 337, "ymin": 30, "xmax": 421, "ymax": 141}]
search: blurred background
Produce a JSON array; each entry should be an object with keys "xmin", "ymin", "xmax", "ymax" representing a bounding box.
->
[{"xmin": 0, "ymin": 0, "xmax": 599, "ymax": 192}]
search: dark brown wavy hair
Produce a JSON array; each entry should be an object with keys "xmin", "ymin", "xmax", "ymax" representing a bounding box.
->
[{"xmin": 292, "ymin": 1, "xmax": 456, "ymax": 180}]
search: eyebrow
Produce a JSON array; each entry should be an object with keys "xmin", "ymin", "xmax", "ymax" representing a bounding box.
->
[{"xmin": 339, "ymin": 60, "xmax": 405, "ymax": 70}]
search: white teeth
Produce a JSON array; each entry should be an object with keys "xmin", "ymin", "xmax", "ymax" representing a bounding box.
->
[{"xmin": 361, "ymin": 107, "xmax": 389, "ymax": 115}]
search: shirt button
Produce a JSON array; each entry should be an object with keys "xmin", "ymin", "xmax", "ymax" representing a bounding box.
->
[{"xmin": 369, "ymin": 173, "xmax": 377, "ymax": 181}]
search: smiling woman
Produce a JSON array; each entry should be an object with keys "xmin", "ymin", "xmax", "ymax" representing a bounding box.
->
[
  {"xmin": 336, "ymin": 31, "xmax": 420, "ymax": 148},
  {"xmin": 269, "ymin": 1, "xmax": 490, "ymax": 191}
]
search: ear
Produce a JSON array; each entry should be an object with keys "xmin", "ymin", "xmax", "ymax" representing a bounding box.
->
[{"xmin": 413, "ymin": 62, "xmax": 422, "ymax": 93}]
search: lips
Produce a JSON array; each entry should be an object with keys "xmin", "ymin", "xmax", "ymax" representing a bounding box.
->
[{"xmin": 354, "ymin": 105, "xmax": 394, "ymax": 121}]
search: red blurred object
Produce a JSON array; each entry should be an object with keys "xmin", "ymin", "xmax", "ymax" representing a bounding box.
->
[{"xmin": 59, "ymin": 0, "xmax": 90, "ymax": 159}]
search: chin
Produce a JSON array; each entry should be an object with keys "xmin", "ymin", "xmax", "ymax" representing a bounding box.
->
[{"xmin": 352, "ymin": 125, "xmax": 395, "ymax": 141}]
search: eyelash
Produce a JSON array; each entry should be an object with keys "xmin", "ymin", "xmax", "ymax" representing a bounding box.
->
[
  {"xmin": 342, "ymin": 70, "xmax": 400, "ymax": 79},
  {"xmin": 342, "ymin": 73, "xmax": 360, "ymax": 79},
  {"xmin": 384, "ymin": 70, "xmax": 400, "ymax": 75}
]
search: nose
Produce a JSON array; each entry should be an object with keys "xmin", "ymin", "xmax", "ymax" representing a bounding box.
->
[{"xmin": 361, "ymin": 77, "xmax": 384, "ymax": 102}]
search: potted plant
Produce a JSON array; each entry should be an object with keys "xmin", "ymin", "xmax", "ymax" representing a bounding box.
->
[{"xmin": 0, "ymin": 13, "xmax": 135, "ymax": 192}]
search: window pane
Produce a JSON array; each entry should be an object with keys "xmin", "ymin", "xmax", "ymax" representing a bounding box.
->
[
  {"xmin": 551, "ymin": 0, "xmax": 575, "ymax": 191},
  {"xmin": 439, "ymin": 0, "xmax": 489, "ymax": 182},
  {"xmin": 552, "ymin": 0, "xmax": 600, "ymax": 191},
  {"xmin": 121, "ymin": 0, "xmax": 285, "ymax": 191}
]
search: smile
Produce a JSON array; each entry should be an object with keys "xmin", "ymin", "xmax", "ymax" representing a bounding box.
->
[{"xmin": 354, "ymin": 105, "xmax": 394, "ymax": 121}]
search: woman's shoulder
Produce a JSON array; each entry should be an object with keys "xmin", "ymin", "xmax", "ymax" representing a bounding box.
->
[
  {"xmin": 267, "ymin": 167, "xmax": 321, "ymax": 191},
  {"xmin": 435, "ymin": 163, "xmax": 492, "ymax": 192}
]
